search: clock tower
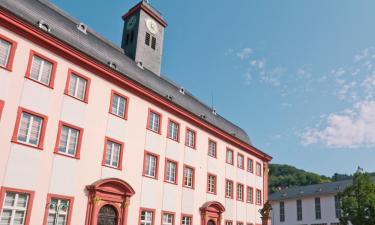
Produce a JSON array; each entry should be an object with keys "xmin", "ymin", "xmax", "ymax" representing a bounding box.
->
[{"xmin": 121, "ymin": 0, "xmax": 167, "ymax": 76}]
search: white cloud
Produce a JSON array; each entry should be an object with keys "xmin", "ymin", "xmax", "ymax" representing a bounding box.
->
[
  {"xmin": 260, "ymin": 67, "xmax": 286, "ymax": 86},
  {"xmin": 237, "ymin": 48, "xmax": 253, "ymax": 60},
  {"xmin": 301, "ymin": 101, "xmax": 375, "ymax": 148}
]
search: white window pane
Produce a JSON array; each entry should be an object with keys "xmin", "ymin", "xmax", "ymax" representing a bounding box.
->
[
  {"xmin": 30, "ymin": 56, "xmax": 42, "ymax": 81},
  {"xmin": 0, "ymin": 39, "xmax": 11, "ymax": 67},
  {"xmin": 16, "ymin": 194, "xmax": 28, "ymax": 208},
  {"xmin": 0, "ymin": 210, "xmax": 12, "ymax": 224},
  {"xmin": 29, "ymin": 116, "xmax": 42, "ymax": 145},
  {"xmin": 68, "ymin": 75, "xmax": 77, "ymax": 96},
  {"xmin": 76, "ymin": 78, "xmax": 86, "ymax": 100},
  {"xmin": 13, "ymin": 211, "xmax": 25, "ymax": 225},
  {"xmin": 17, "ymin": 113, "xmax": 31, "ymax": 143},
  {"xmin": 4, "ymin": 193, "xmax": 15, "ymax": 207},
  {"xmin": 40, "ymin": 61, "xmax": 52, "ymax": 85}
]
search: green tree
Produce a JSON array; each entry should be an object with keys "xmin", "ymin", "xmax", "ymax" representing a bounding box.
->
[{"xmin": 339, "ymin": 170, "xmax": 375, "ymax": 225}]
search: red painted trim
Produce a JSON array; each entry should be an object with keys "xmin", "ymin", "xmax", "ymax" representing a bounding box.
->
[
  {"xmin": 206, "ymin": 173, "xmax": 217, "ymax": 195},
  {"xmin": 109, "ymin": 90, "xmax": 129, "ymax": 120},
  {"xmin": 0, "ymin": 9, "xmax": 272, "ymax": 162},
  {"xmin": 263, "ymin": 162, "xmax": 269, "ymax": 203},
  {"xmin": 138, "ymin": 208, "xmax": 156, "ymax": 225},
  {"xmin": 208, "ymin": 138, "xmax": 217, "ymax": 159},
  {"xmin": 11, "ymin": 107, "xmax": 48, "ymax": 150},
  {"xmin": 0, "ymin": 186, "xmax": 35, "ymax": 225},
  {"xmin": 164, "ymin": 158, "xmax": 179, "ymax": 185},
  {"xmin": 256, "ymin": 162, "xmax": 262, "ymax": 177},
  {"xmin": 225, "ymin": 179, "xmax": 234, "ymax": 199},
  {"xmin": 54, "ymin": 121, "xmax": 84, "ymax": 159},
  {"xmin": 146, "ymin": 108, "xmax": 162, "ymax": 135},
  {"xmin": 101, "ymin": 136, "xmax": 125, "ymax": 170},
  {"xmin": 167, "ymin": 118, "xmax": 180, "ymax": 142},
  {"xmin": 236, "ymin": 182, "xmax": 244, "ymax": 202},
  {"xmin": 42, "ymin": 193, "xmax": 74, "ymax": 225},
  {"xmin": 256, "ymin": 189, "xmax": 262, "ymax": 206},
  {"xmin": 24, "ymin": 50, "xmax": 57, "ymax": 89},
  {"xmin": 0, "ymin": 100, "xmax": 4, "ymax": 120},
  {"xmin": 226, "ymin": 148, "xmax": 234, "ymax": 165},
  {"xmin": 0, "ymin": 33, "xmax": 17, "ymax": 71},
  {"xmin": 184, "ymin": 127, "xmax": 196, "ymax": 149},
  {"xmin": 64, "ymin": 68, "xmax": 91, "ymax": 103},
  {"xmin": 247, "ymin": 158, "xmax": 254, "ymax": 173},
  {"xmin": 142, "ymin": 150, "xmax": 160, "ymax": 180},
  {"xmin": 161, "ymin": 211, "xmax": 175, "ymax": 225},
  {"xmin": 181, "ymin": 213, "xmax": 193, "ymax": 225},
  {"xmin": 246, "ymin": 186, "xmax": 254, "ymax": 204},
  {"xmin": 237, "ymin": 153, "xmax": 245, "ymax": 170},
  {"xmin": 183, "ymin": 164, "xmax": 195, "ymax": 189},
  {"xmin": 122, "ymin": 2, "xmax": 167, "ymax": 27}
]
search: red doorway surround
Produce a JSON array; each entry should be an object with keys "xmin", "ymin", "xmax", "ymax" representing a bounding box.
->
[
  {"xmin": 85, "ymin": 178, "xmax": 135, "ymax": 225},
  {"xmin": 200, "ymin": 201, "xmax": 225, "ymax": 225}
]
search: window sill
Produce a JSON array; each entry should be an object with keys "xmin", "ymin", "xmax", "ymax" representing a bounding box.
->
[
  {"xmin": 146, "ymin": 127, "xmax": 161, "ymax": 135},
  {"xmin": 11, "ymin": 140, "xmax": 43, "ymax": 150},
  {"xmin": 102, "ymin": 164, "xmax": 122, "ymax": 171},
  {"xmin": 24, "ymin": 76, "xmax": 54, "ymax": 89},
  {"xmin": 109, "ymin": 112, "xmax": 128, "ymax": 121},
  {"xmin": 164, "ymin": 180, "xmax": 178, "ymax": 185},
  {"xmin": 54, "ymin": 151, "xmax": 80, "ymax": 160},
  {"xmin": 64, "ymin": 93, "xmax": 88, "ymax": 104},
  {"xmin": 0, "ymin": 64, "xmax": 12, "ymax": 72}
]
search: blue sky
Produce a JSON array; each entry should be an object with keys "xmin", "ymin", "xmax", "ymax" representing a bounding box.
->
[{"xmin": 51, "ymin": 0, "xmax": 375, "ymax": 176}]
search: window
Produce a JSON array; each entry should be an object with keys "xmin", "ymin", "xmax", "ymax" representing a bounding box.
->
[
  {"xmin": 208, "ymin": 139, "xmax": 217, "ymax": 158},
  {"xmin": 140, "ymin": 209, "xmax": 154, "ymax": 225},
  {"xmin": 279, "ymin": 201, "xmax": 285, "ymax": 222},
  {"xmin": 181, "ymin": 215, "xmax": 192, "ymax": 225},
  {"xmin": 256, "ymin": 162, "xmax": 262, "ymax": 176},
  {"xmin": 26, "ymin": 51, "xmax": 56, "ymax": 88},
  {"xmin": 151, "ymin": 37, "xmax": 156, "ymax": 50},
  {"xmin": 145, "ymin": 32, "xmax": 151, "ymax": 46},
  {"xmin": 44, "ymin": 194, "xmax": 73, "ymax": 225},
  {"xmin": 207, "ymin": 174, "xmax": 216, "ymax": 194},
  {"xmin": 55, "ymin": 122, "xmax": 83, "ymax": 158},
  {"xmin": 237, "ymin": 183, "xmax": 244, "ymax": 201},
  {"xmin": 334, "ymin": 195, "xmax": 341, "ymax": 218},
  {"xmin": 143, "ymin": 152, "xmax": 159, "ymax": 179},
  {"xmin": 237, "ymin": 154, "xmax": 244, "ymax": 169},
  {"xmin": 226, "ymin": 148, "xmax": 233, "ymax": 165},
  {"xmin": 225, "ymin": 221, "xmax": 233, "ymax": 225},
  {"xmin": 315, "ymin": 197, "xmax": 321, "ymax": 219},
  {"xmin": 12, "ymin": 107, "xmax": 47, "ymax": 149},
  {"xmin": 185, "ymin": 128, "xmax": 196, "ymax": 149},
  {"xmin": 246, "ymin": 186, "xmax": 253, "ymax": 203},
  {"xmin": 225, "ymin": 179, "xmax": 233, "ymax": 199},
  {"xmin": 102, "ymin": 138, "xmax": 123, "ymax": 169},
  {"xmin": 247, "ymin": 158, "xmax": 253, "ymax": 173},
  {"xmin": 147, "ymin": 109, "xmax": 161, "ymax": 134},
  {"xmin": 165, "ymin": 159, "xmax": 178, "ymax": 184},
  {"xmin": 167, "ymin": 119, "xmax": 180, "ymax": 142},
  {"xmin": 65, "ymin": 70, "xmax": 90, "ymax": 102},
  {"xmin": 0, "ymin": 35, "xmax": 17, "ymax": 71},
  {"xmin": 183, "ymin": 165, "xmax": 194, "ymax": 188},
  {"xmin": 0, "ymin": 188, "xmax": 33, "ymax": 225},
  {"xmin": 296, "ymin": 199, "xmax": 302, "ymax": 221},
  {"xmin": 162, "ymin": 212, "xmax": 174, "ymax": 225},
  {"xmin": 109, "ymin": 91, "xmax": 128, "ymax": 119},
  {"xmin": 256, "ymin": 189, "xmax": 262, "ymax": 205},
  {"xmin": 237, "ymin": 223, "xmax": 243, "ymax": 225}
]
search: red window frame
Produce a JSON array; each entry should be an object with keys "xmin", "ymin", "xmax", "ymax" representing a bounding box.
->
[
  {"xmin": 109, "ymin": 90, "xmax": 129, "ymax": 120},
  {"xmin": 64, "ymin": 68, "xmax": 91, "ymax": 103},
  {"xmin": 146, "ymin": 108, "xmax": 162, "ymax": 135},
  {"xmin": 0, "ymin": 100, "xmax": 4, "ymax": 120},
  {"xmin": 247, "ymin": 158, "xmax": 254, "ymax": 173},
  {"xmin": 0, "ymin": 186, "xmax": 35, "ymax": 225},
  {"xmin": 164, "ymin": 158, "xmax": 179, "ymax": 185},
  {"xmin": 246, "ymin": 186, "xmax": 254, "ymax": 204},
  {"xmin": 161, "ymin": 211, "xmax": 176, "ymax": 225},
  {"xmin": 138, "ymin": 207, "xmax": 156, "ymax": 225},
  {"xmin": 181, "ymin": 214, "xmax": 193, "ymax": 225},
  {"xmin": 53, "ymin": 121, "xmax": 84, "ymax": 159},
  {"xmin": 185, "ymin": 127, "xmax": 197, "ymax": 149},
  {"xmin": 142, "ymin": 150, "xmax": 160, "ymax": 179},
  {"xmin": 25, "ymin": 50, "xmax": 57, "ymax": 89},
  {"xmin": 101, "ymin": 136, "xmax": 125, "ymax": 170},
  {"xmin": 225, "ymin": 179, "xmax": 234, "ymax": 199},
  {"xmin": 256, "ymin": 189, "xmax": 262, "ymax": 205},
  {"xmin": 207, "ymin": 138, "xmax": 217, "ymax": 158},
  {"xmin": 236, "ymin": 182, "xmax": 244, "ymax": 202},
  {"xmin": 226, "ymin": 148, "xmax": 234, "ymax": 165},
  {"xmin": 42, "ymin": 193, "xmax": 74, "ymax": 225},
  {"xmin": 167, "ymin": 118, "xmax": 180, "ymax": 142},
  {"xmin": 237, "ymin": 153, "xmax": 244, "ymax": 170},
  {"xmin": 256, "ymin": 162, "xmax": 262, "ymax": 177},
  {"xmin": 0, "ymin": 34, "xmax": 17, "ymax": 72},
  {"xmin": 206, "ymin": 173, "xmax": 217, "ymax": 195},
  {"xmin": 11, "ymin": 107, "xmax": 48, "ymax": 150},
  {"xmin": 183, "ymin": 164, "xmax": 195, "ymax": 189}
]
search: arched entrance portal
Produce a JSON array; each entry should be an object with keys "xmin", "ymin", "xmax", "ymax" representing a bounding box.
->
[
  {"xmin": 85, "ymin": 178, "xmax": 135, "ymax": 225},
  {"xmin": 200, "ymin": 201, "xmax": 225, "ymax": 225}
]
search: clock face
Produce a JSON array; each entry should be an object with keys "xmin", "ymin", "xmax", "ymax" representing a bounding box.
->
[
  {"xmin": 145, "ymin": 18, "xmax": 159, "ymax": 34},
  {"xmin": 127, "ymin": 16, "xmax": 137, "ymax": 30}
]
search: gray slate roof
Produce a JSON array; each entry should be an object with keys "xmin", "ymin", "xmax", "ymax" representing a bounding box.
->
[
  {"xmin": 269, "ymin": 177, "xmax": 375, "ymax": 201},
  {"xmin": 0, "ymin": 0, "xmax": 255, "ymax": 146}
]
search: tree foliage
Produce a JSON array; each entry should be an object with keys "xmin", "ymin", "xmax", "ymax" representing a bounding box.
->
[{"xmin": 339, "ymin": 172, "xmax": 375, "ymax": 225}]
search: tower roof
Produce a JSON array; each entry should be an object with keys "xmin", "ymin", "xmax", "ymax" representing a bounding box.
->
[{"xmin": 122, "ymin": 1, "xmax": 167, "ymax": 27}]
